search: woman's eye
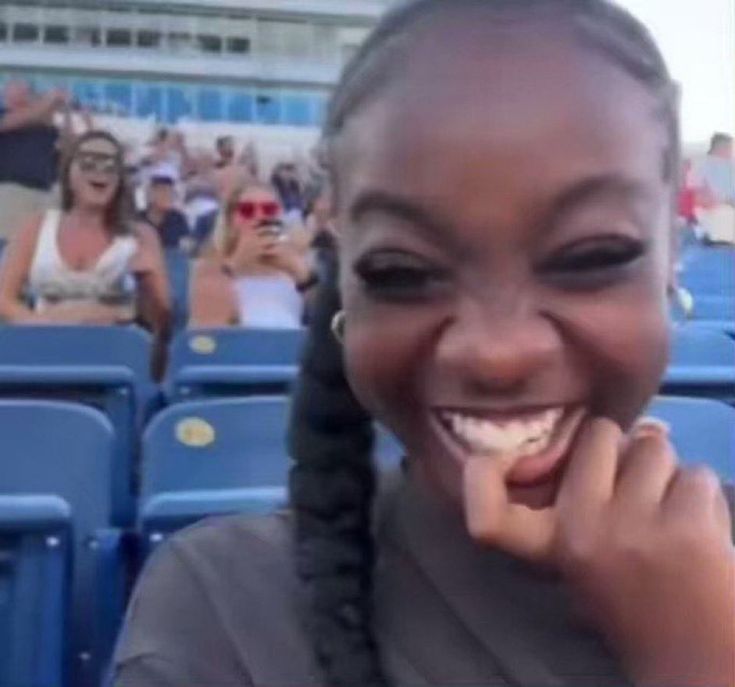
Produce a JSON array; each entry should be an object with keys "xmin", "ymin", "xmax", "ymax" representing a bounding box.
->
[
  {"xmin": 545, "ymin": 238, "xmax": 648, "ymax": 275},
  {"xmin": 353, "ymin": 252, "xmax": 448, "ymax": 300}
]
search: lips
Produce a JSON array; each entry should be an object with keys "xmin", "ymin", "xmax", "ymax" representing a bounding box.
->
[{"xmin": 433, "ymin": 404, "xmax": 586, "ymax": 486}]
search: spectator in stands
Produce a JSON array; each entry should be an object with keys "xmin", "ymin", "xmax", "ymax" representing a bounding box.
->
[
  {"xmin": 214, "ymin": 135, "xmax": 256, "ymax": 203},
  {"xmin": 114, "ymin": 2, "xmax": 735, "ymax": 686},
  {"xmin": 140, "ymin": 172, "xmax": 191, "ymax": 252},
  {"xmin": 214, "ymin": 135, "xmax": 236, "ymax": 170},
  {"xmin": 304, "ymin": 182, "xmax": 338, "ymax": 278},
  {"xmin": 693, "ymin": 132, "xmax": 735, "ymax": 245},
  {"xmin": 271, "ymin": 162, "xmax": 305, "ymax": 222},
  {"xmin": 183, "ymin": 151, "xmax": 221, "ymax": 254},
  {"xmin": 0, "ymin": 130, "xmax": 171, "ymax": 341},
  {"xmin": 0, "ymin": 81, "xmax": 76, "ymax": 242},
  {"xmin": 189, "ymin": 181, "xmax": 317, "ymax": 328}
]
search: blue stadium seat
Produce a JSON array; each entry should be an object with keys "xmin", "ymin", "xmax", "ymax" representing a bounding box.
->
[
  {"xmin": 688, "ymin": 295, "xmax": 734, "ymax": 321},
  {"xmin": 664, "ymin": 325, "xmax": 735, "ymax": 403},
  {"xmin": 679, "ymin": 246, "xmax": 735, "ymax": 296},
  {"xmin": 647, "ymin": 396, "xmax": 734, "ymax": 481},
  {"xmin": 0, "ymin": 401, "xmax": 123, "ymax": 687},
  {"xmin": 166, "ymin": 328, "xmax": 306, "ymax": 401},
  {"xmin": 164, "ymin": 249, "xmax": 190, "ymax": 332},
  {"xmin": 0, "ymin": 495, "xmax": 70, "ymax": 687},
  {"xmin": 140, "ymin": 397, "xmax": 403, "ymax": 553},
  {"xmin": 0, "ymin": 326, "xmax": 155, "ymax": 525}
]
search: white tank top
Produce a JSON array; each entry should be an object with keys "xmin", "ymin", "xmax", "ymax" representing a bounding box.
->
[
  {"xmin": 28, "ymin": 209, "xmax": 139, "ymax": 312},
  {"xmin": 233, "ymin": 274, "xmax": 303, "ymax": 329}
]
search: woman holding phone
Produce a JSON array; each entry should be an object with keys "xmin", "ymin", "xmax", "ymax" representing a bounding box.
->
[{"xmin": 189, "ymin": 181, "xmax": 317, "ymax": 328}]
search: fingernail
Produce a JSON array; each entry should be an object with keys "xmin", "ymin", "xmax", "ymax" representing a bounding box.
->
[{"xmin": 633, "ymin": 416, "xmax": 671, "ymax": 436}]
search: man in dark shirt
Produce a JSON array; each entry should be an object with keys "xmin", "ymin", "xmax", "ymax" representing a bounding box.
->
[
  {"xmin": 0, "ymin": 80, "xmax": 70, "ymax": 241},
  {"xmin": 139, "ymin": 173, "xmax": 191, "ymax": 251}
]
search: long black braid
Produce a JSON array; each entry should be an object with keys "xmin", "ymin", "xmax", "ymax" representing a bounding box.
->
[{"xmin": 289, "ymin": 2, "xmax": 681, "ymax": 686}]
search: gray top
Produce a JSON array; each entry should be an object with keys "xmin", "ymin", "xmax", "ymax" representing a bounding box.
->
[{"xmin": 113, "ymin": 468, "xmax": 662, "ymax": 687}]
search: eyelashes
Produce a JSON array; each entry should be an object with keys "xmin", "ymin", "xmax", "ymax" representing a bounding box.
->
[
  {"xmin": 540, "ymin": 238, "xmax": 649, "ymax": 290},
  {"xmin": 353, "ymin": 236, "xmax": 649, "ymax": 300},
  {"xmin": 353, "ymin": 251, "xmax": 449, "ymax": 301}
]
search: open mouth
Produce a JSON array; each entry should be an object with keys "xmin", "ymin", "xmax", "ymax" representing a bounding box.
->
[
  {"xmin": 432, "ymin": 404, "xmax": 586, "ymax": 487},
  {"xmin": 89, "ymin": 180, "xmax": 110, "ymax": 192}
]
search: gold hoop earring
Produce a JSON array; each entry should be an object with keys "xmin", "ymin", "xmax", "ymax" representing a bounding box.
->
[{"xmin": 331, "ymin": 311, "xmax": 346, "ymax": 344}]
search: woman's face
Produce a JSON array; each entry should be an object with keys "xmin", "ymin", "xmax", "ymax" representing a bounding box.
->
[
  {"xmin": 69, "ymin": 137, "xmax": 122, "ymax": 210},
  {"xmin": 229, "ymin": 186, "xmax": 282, "ymax": 237},
  {"xmin": 336, "ymin": 21, "xmax": 675, "ymax": 508}
]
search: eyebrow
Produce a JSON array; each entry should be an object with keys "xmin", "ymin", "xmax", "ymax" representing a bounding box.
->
[
  {"xmin": 349, "ymin": 174, "xmax": 657, "ymax": 240},
  {"xmin": 544, "ymin": 173, "xmax": 656, "ymax": 220},
  {"xmin": 349, "ymin": 190, "xmax": 458, "ymax": 244}
]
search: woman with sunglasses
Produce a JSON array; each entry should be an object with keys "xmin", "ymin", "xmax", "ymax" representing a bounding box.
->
[
  {"xmin": 189, "ymin": 181, "xmax": 317, "ymax": 328},
  {"xmin": 0, "ymin": 130, "xmax": 171, "ymax": 368}
]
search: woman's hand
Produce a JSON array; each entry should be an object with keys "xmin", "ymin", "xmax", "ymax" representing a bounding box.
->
[
  {"xmin": 226, "ymin": 227, "xmax": 278, "ymax": 273},
  {"xmin": 464, "ymin": 418, "xmax": 735, "ymax": 687},
  {"xmin": 261, "ymin": 237, "xmax": 312, "ymax": 284}
]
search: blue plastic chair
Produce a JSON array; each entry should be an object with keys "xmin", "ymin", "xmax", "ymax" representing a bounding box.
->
[
  {"xmin": 166, "ymin": 328, "xmax": 306, "ymax": 401},
  {"xmin": 0, "ymin": 401, "xmax": 124, "ymax": 687},
  {"xmin": 0, "ymin": 325, "xmax": 154, "ymax": 525},
  {"xmin": 0, "ymin": 495, "xmax": 70, "ymax": 687},
  {"xmin": 664, "ymin": 325, "xmax": 735, "ymax": 403},
  {"xmin": 164, "ymin": 249, "xmax": 190, "ymax": 332},
  {"xmin": 688, "ymin": 295, "xmax": 734, "ymax": 321},
  {"xmin": 679, "ymin": 246, "xmax": 735, "ymax": 296},
  {"xmin": 647, "ymin": 396, "xmax": 734, "ymax": 481},
  {"xmin": 140, "ymin": 397, "xmax": 403, "ymax": 553}
]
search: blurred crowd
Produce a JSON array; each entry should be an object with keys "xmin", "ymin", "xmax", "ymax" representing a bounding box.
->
[
  {"xmin": 0, "ymin": 80, "xmax": 338, "ymax": 376},
  {"xmin": 0, "ymin": 79, "xmax": 731, "ymax": 356}
]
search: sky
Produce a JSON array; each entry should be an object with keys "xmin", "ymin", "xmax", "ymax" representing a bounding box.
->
[{"xmin": 617, "ymin": 0, "xmax": 734, "ymax": 145}]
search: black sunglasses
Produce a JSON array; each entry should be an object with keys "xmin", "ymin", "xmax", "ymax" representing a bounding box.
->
[{"xmin": 74, "ymin": 152, "xmax": 121, "ymax": 176}]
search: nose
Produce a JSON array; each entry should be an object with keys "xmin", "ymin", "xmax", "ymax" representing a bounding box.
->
[{"xmin": 435, "ymin": 294, "xmax": 562, "ymax": 398}]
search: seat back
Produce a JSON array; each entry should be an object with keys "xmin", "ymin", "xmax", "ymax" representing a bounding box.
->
[
  {"xmin": 689, "ymin": 296, "xmax": 735, "ymax": 321},
  {"xmin": 680, "ymin": 246, "xmax": 735, "ymax": 295},
  {"xmin": 167, "ymin": 328, "xmax": 306, "ymax": 399},
  {"xmin": 670, "ymin": 326, "xmax": 734, "ymax": 366},
  {"xmin": 0, "ymin": 401, "xmax": 117, "ymax": 687},
  {"xmin": 140, "ymin": 397, "xmax": 404, "ymax": 549},
  {"xmin": 0, "ymin": 326, "xmax": 154, "ymax": 525},
  {"xmin": 648, "ymin": 396, "xmax": 735, "ymax": 480},
  {"xmin": 0, "ymin": 325, "xmax": 151, "ymax": 378},
  {"xmin": 0, "ymin": 495, "xmax": 71, "ymax": 687},
  {"xmin": 142, "ymin": 397, "xmax": 292, "ymax": 499}
]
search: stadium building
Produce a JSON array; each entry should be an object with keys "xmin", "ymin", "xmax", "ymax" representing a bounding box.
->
[{"xmin": 0, "ymin": 0, "xmax": 391, "ymax": 131}]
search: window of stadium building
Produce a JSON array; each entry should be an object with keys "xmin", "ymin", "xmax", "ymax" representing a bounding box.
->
[
  {"xmin": 107, "ymin": 29, "xmax": 132, "ymax": 48},
  {"xmin": 137, "ymin": 30, "xmax": 161, "ymax": 49},
  {"xmin": 12, "ymin": 23, "xmax": 39, "ymax": 43},
  {"xmin": 44, "ymin": 25, "xmax": 69, "ymax": 44}
]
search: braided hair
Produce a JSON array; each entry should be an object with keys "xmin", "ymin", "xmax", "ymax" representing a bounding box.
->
[{"xmin": 288, "ymin": 2, "xmax": 680, "ymax": 686}]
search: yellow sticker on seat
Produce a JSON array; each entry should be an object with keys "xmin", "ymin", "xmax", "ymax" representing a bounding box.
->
[
  {"xmin": 176, "ymin": 418, "xmax": 215, "ymax": 448},
  {"xmin": 190, "ymin": 335, "xmax": 217, "ymax": 355}
]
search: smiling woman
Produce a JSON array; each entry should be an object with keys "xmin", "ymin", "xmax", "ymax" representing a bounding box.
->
[
  {"xmin": 0, "ymin": 129, "xmax": 172, "ymax": 373},
  {"xmin": 113, "ymin": 2, "xmax": 734, "ymax": 686}
]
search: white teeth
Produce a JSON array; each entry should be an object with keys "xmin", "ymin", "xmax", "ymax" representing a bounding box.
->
[{"xmin": 440, "ymin": 408, "xmax": 565, "ymax": 459}]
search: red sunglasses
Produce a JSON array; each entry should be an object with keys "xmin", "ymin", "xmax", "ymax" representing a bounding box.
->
[{"xmin": 236, "ymin": 200, "xmax": 280, "ymax": 220}]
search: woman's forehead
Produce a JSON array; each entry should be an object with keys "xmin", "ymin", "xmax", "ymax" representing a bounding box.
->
[
  {"xmin": 240, "ymin": 187, "xmax": 277, "ymax": 202},
  {"xmin": 77, "ymin": 138, "xmax": 118, "ymax": 158},
  {"xmin": 334, "ymin": 26, "xmax": 669, "ymax": 227}
]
